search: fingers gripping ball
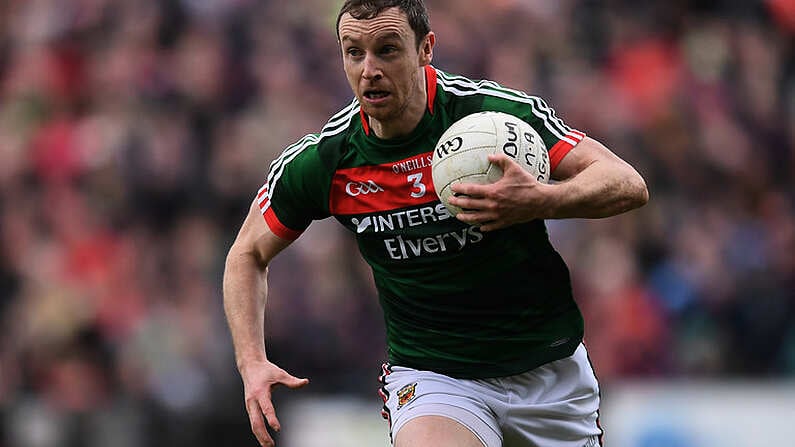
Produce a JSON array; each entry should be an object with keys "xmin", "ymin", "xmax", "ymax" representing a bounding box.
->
[{"xmin": 431, "ymin": 111, "xmax": 550, "ymax": 216}]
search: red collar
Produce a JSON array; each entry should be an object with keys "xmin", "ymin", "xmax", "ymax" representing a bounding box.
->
[{"xmin": 360, "ymin": 65, "xmax": 437, "ymax": 136}]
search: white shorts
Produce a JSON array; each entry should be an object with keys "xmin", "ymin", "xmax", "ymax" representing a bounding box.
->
[{"xmin": 378, "ymin": 344, "xmax": 602, "ymax": 447}]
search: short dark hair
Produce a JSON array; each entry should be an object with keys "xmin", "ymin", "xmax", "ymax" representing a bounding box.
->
[{"xmin": 336, "ymin": 0, "xmax": 431, "ymax": 48}]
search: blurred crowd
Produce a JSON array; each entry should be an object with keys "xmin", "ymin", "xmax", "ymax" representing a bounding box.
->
[{"xmin": 0, "ymin": 0, "xmax": 792, "ymax": 446}]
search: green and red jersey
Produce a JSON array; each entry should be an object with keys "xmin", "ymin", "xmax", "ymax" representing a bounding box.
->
[{"xmin": 256, "ymin": 66, "xmax": 586, "ymax": 378}]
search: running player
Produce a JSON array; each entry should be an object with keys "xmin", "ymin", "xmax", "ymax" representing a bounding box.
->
[{"xmin": 223, "ymin": 1, "xmax": 649, "ymax": 446}]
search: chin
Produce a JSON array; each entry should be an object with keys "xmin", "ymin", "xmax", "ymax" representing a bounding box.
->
[{"xmin": 361, "ymin": 106, "xmax": 393, "ymax": 122}]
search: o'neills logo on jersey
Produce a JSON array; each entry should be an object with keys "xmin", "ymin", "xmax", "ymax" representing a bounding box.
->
[
  {"xmin": 345, "ymin": 180, "xmax": 384, "ymax": 197},
  {"xmin": 391, "ymin": 154, "xmax": 433, "ymax": 174}
]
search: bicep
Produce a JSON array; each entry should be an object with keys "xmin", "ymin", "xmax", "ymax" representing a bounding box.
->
[
  {"xmin": 551, "ymin": 136, "xmax": 632, "ymax": 181},
  {"xmin": 231, "ymin": 200, "xmax": 294, "ymax": 267}
]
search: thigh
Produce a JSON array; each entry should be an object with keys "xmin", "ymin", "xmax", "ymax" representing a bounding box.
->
[
  {"xmin": 379, "ymin": 364, "xmax": 502, "ymax": 447},
  {"xmin": 395, "ymin": 415, "xmax": 485, "ymax": 447},
  {"xmin": 500, "ymin": 344, "xmax": 603, "ymax": 447}
]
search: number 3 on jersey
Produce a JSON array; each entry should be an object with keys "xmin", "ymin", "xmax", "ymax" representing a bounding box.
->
[{"xmin": 407, "ymin": 173, "xmax": 427, "ymax": 198}]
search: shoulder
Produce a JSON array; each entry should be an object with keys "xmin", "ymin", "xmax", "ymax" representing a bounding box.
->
[
  {"xmin": 433, "ymin": 68, "xmax": 552, "ymax": 122},
  {"xmin": 433, "ymin": 68, "xmax": 584, "ymax": 160},
  {"xmin": 268, "ymin": 98, "xmax": 361, "ymax": 175},
  {"xmin": 434, "ymin": 68, "xmax": 545, "ymax": 109},
  {"xmin": 433, "ymin": 69, "xmax": 516, "ymax": 97},
  {"xmin": 318, "ymin": 97, "xmax": 362, "ymax": 140}
]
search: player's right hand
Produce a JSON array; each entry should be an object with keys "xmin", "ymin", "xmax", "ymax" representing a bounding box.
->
[{"xmin": 240, "ymin": 359, "xmax": 309, "ymax": 446}]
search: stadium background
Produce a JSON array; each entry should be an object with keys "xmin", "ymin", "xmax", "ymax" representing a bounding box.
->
[{"xmin": 0, "ymin": 0, "xmax": 793, "ymax": 446}]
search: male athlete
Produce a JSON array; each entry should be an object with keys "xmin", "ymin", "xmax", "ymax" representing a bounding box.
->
[{"xmin": 223, "ymin": 1, "xmax": 649, "ymax": 446}]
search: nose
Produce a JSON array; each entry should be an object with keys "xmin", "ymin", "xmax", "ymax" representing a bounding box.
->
[{"xmin": 362, "ymin": 54, "xmax": 382, "ymax": 81}]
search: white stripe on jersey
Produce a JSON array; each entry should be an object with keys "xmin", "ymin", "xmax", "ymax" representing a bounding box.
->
[
  {"xmin": 436, "ymin": 71, "xmax": 581, "ymax": 147},
  {"xmin": 260, "ymin": 98, "xmax": 361, "ymax": 212},
  {"xmin": 265, "ymin": 98, "xmax": 358, "ymax": 187},
  {"xmin": 436, "ymin": 71, "xmax": 571, "ymax": 133},
  {"xmin": 256, "ymin": 184, "xmax": 268, "ymax": 209}
]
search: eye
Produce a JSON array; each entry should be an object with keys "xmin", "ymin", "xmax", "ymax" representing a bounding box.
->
[
  {"xmin": 380, "ymin": 45, "xmax": 398, "ymax": 55},
  {"xmin": 346, "ymin": 47, "xmax": 364, "ymax": 58}
]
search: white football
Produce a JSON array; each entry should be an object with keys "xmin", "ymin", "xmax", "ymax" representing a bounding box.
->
[{"xmin": 431, "ymin": 111, "xmax": 550, "ymax": 216}]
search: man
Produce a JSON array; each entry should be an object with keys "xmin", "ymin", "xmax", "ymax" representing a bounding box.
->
[{"xmin": 223, "ymin": 1, "xmax": 649, "ymax": 446}]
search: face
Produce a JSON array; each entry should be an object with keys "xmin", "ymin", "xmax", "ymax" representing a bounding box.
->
[{"xmin": 338, "ymin": 7, "xmax": 433, "ymax": 128}]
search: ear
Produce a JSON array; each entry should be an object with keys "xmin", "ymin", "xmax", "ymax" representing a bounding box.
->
[{"xmin": 419, "ymin": 32, "xmax": 435, "ymax": 66}]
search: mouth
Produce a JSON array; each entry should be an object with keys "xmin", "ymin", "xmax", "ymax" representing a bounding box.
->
[{"xmin": 363, "ymin": 89, "xmax": 391, "ymax": 101}]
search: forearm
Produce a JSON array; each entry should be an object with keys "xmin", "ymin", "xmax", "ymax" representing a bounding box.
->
[
  {"xmin": 545, "ymin": 159, "xmax": 648, "ymax": 219},
  {"xmin": 223, "ymin": 247, "xmax": 270, "ymax": 369}
]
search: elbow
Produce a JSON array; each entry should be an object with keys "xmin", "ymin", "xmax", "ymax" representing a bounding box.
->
[
  {"xmin": 639, "ymin": 182, "xmax": 650, "ymax": 207},
  {"xmin": 223, "ymin": 245, "xmax": 244, "ymax": 281},
  {"xmin": 630, "ymin": 172, "xmax": 650, "ymax": 209},
  {"xmin": 612, "ymin": 167, "xmax": 649, "ymax": 214},
  {"xmin": 224, "ymin": 241, "xmax": 266, "ymax": 275},
  {"xmin": 224, "ymin": 241, "xmax": 245, "ymax": 268},
  {"xmin": 224, "ymin": 246, "xmax": 241, "ymax": 273}
]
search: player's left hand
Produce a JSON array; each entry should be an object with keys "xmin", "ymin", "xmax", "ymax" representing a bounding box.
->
[{"xmin": 449, "ymin": 153, "xmax": 553, "ymax": 231}]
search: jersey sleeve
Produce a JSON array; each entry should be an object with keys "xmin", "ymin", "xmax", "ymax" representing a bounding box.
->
[
  {"xmin": 519, "ymin": 96, "xmax": 585, "ymax": 173},
  {"xmin": 255, "ymin": 134, "xmax": 331, "ymax": 241}
]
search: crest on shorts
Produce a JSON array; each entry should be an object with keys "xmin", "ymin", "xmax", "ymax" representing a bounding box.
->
[{"xmin": 396, "ymin": 382, "xmax": 417, "ymax": 410}]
